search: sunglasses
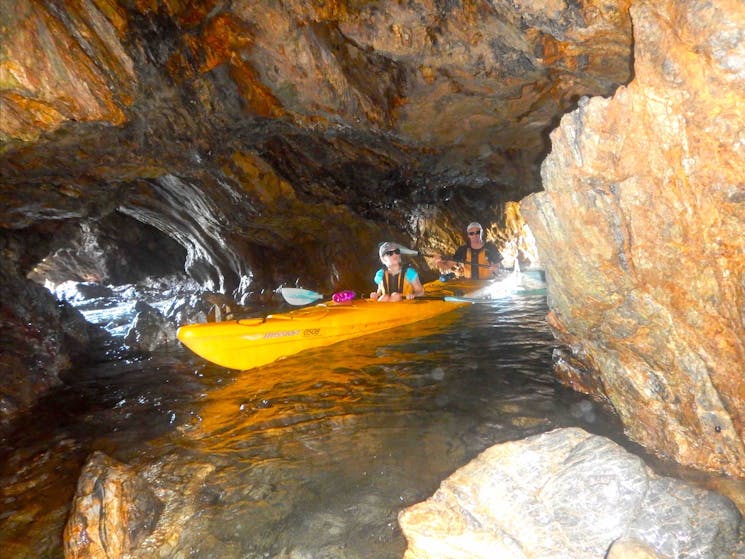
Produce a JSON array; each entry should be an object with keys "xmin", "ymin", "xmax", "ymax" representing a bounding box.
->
[
  {"xmin": 467, "ymin": 230, "xmax": 481, "ymax": 236},
  {"xmin": 383, "ymin": 248, "xmax": 401, "ymax": 256}
]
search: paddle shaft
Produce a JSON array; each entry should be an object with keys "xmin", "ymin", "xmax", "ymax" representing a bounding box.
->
[{"xmin": 281, "ymin": 287, "xmax": 462, "ymax": 306}]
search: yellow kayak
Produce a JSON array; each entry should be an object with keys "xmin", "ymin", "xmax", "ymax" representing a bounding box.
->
[{"xmin": 177, "ymin": 296, "xmax": 468, "ymax": 370}]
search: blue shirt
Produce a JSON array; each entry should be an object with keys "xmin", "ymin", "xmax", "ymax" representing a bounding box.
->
[{"xmin": 374, "ymin": 267, "xmax": 420, "ymax": 286}]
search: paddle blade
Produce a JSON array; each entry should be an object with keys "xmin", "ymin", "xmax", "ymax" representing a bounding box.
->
[{"xmin": 280, "ymin": 287, "xmax": 324, "ymax": 306}]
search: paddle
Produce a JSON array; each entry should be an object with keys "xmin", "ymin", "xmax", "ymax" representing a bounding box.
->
[
  {"xmin": 398, "ymin": 246, "xmax": 495, "ymax": 270},
  {"xmin": 280, "ymin": 287, "xmax": 325, "ymax": 306},
  {"xmin": 280, "ymin": 287, "xmax": 463, "ymax": 306}
]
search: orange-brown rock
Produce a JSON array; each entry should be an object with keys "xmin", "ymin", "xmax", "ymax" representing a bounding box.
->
[
  {"xmin": 0, "ymin": 0, "xmax": 135, "ymax": 142},
  {"xmin": 64, "ymin": 451, "xmax": 220, "ymax": 559},
  {"xmin": 521, "ymin": 0, "xmax": 745, "ymax": 476},
  {"xmin": 64, "ymin": 452, "xmax": 162, "ymax": 559}
]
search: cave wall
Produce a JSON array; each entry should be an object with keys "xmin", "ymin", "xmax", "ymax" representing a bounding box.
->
[
  {"xmin": 521, "ymin": 0, "xmax": 745, "ymax": 476},
  {"xmin": 0, "ymin": 226, "xmax": 104, "ymax": 421},
  {"xmin": 0, "ymin": 0, "xmax": 633, "ymax": 297},
  {"xmin": 28, "ymin": 213, "xmax": 187, "ymax": 286},
  {"xmin": 0, "ymin": 1, "xmax": 638, "ymax": 426}
]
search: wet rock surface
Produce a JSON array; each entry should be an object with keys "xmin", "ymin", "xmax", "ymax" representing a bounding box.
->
[
  {"xmin": 399, "ymin": 428, "xmax": 742, "ymax": 559},
  {"xmin": 521, "ymin": 0, "xmax": 745, "ymax": 476},
  {"xmin": 0, "ymin": 230, "xmax": 107, "ymax": 422}
]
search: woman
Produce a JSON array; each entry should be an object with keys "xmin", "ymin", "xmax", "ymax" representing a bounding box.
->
[{"xmin": 370, "ymin": 242, "xmax": 425, "ymax": 302}]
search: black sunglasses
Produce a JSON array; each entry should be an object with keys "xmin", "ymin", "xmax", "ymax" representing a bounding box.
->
[
  {"xmin": 468, "ymin": 230, "xmax": 481, "ymax": 236},
  {"xmin": 383, "ymin": 248, "xmax": 401, "ymax": 256}
]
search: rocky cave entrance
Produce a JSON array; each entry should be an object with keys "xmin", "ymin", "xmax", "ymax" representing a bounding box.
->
[{"xmin": 26, "ymin": 212, "xmax": 201, "ymax": 346}]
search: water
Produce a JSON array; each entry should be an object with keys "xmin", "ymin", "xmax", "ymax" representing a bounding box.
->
[{"xmin": 0, "ymin": 292, "xmax": 628, "ymax": 558}]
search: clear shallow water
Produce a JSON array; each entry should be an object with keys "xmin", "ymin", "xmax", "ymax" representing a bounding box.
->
[{"xmin": 1, "ymin": 293, "xmax": 630, "ymax": 558}]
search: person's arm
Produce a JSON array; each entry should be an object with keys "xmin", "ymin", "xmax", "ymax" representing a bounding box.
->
[
  {"xmin": 433, "ymin": 256, "xmax": 452, "ymax": 272},
  {"xmin": 486, "ymin": 243, "xmax": 503, "ymax": 274},
  {"xmin": 370, "ymin": 270, "xmax": 384, "ymax": 300},
  {"xmin": 410, "ymin": 277, "xmax": 424, "ymax": 298},
  {"xmin": 434, "ymin": 246, "xmax": 465, "ymax": 270},
  {"xmin": 409, "ymin": 277, "xmax": 425, "ymax": 299},
  {"xmin": 406, "ymin": 269, "xmax": 425, "ymax": 299}
]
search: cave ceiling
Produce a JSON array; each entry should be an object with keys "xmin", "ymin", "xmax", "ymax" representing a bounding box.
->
[{"xmin": 0, "ymin": 0, "xmax": 633, "ymax": 294}]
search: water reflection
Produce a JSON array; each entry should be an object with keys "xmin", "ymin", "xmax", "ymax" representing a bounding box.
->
[{"xmin": 2, "ymin": 294, "xmax": 627, "ymax": 558}]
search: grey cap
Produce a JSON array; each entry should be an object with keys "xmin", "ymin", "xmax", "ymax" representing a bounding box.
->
[
  {"xmin": 378, "ymin": 241, "xmax": 400, "ymax": 259},
  {"xmin": 467, "ymin": 222, "xmax": 482, "ymax": 232}
]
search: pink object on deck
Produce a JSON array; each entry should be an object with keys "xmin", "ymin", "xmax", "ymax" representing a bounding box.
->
[{"xmin": 332, "ymin": 290, "xmax": 356, "ymax": 303}]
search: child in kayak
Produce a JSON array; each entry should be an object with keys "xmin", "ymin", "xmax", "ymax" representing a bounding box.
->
[{"xmin": 370, "ymin": 242, "xmax": 425, "ymax": 302}]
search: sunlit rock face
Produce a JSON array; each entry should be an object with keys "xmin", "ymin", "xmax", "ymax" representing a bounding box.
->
[{"xmin": 521, "ymin": 0, "xmax": 745, "ymax": 476}]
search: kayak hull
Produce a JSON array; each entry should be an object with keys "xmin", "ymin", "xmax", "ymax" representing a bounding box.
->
[{"xmin": 177, "ymin": 297, "xmax": 468, "ymax": 370}]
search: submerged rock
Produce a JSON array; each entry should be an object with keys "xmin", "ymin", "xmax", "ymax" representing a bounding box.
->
[
  {"xmin": 64, "ymin": 452, "xmax": 217, "ymax": 559},
  {"xmin": 64, "ymin": 452, "xmax": 163, "ymax": 559},
  {"xmin": 124, "ymin": 302, "xmax": 177, "ymax": 352},
  {"xmin": 399, "ymin": 428, "xmax": 741, "ymax": 559}
]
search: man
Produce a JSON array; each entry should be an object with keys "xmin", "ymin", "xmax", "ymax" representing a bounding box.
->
[{"xmin": 435, "ymin": 222, "xmax": 502, "ymax": 279}]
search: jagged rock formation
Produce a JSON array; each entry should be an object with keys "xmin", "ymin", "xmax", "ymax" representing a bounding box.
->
[
  {"xmin": 0, "ymin": 228, "xmax": 104, "ymax": 419},
  {"xmin": 28, "ymin": 213, "xmax": 186, "ymax": 286},
  {"xmin": 521, "ymin": 0, "xmax": 745, "ymax": 476}
]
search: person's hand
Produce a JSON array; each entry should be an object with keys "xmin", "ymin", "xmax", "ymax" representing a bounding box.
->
[
  {"xmin": 405, "ymin": 293, "xmax": 417, "ymax": 300},
  {"xmin": 434, "ymin": 254, "xmax": 451, "ymax": 272},
  {"xmin": 370, "ymin": 291, "xmax": 379, "ymax": 300},
  {"xmin": 389, "ymin": 292, "xmax": 403, "ymax": 302}
]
